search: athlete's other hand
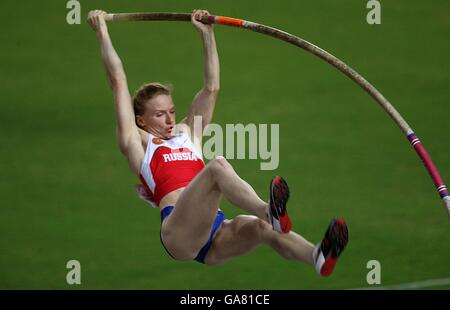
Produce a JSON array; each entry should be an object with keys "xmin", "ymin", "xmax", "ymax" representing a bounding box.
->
[
  {"xmin": 191, "ymin": 9, "xmax": 213, "ymax": 34},
  {"xmin": 87, "ymin": 10, "xmax": 108, "ymax": 34}
]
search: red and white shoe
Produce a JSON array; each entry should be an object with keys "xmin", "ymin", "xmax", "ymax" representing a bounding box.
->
[
  {"xmin": 313, "ymin": 218, "xmax": 349, "ymax": 277},
  {"xmin": 267, "ymin": 176, "xmax": 292, "ymax": 233}
]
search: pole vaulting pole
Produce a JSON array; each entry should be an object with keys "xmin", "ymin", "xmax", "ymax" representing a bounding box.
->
[{"xmin": 104, "ymin": 12, "xmax": 450, "ymax": 218}]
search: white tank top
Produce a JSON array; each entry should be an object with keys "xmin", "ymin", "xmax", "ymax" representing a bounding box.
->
[{"xmin": 137, "ymin": 131, "xmax": 205, "ymax": 207}]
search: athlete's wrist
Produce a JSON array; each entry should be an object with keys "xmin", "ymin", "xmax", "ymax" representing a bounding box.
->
[
  {"xmin": 96, "ymin": 27, "xmax": 109, "ymax": 41},
  {"xmin": 200, "ymin": 28, "xmax": 214, "ymax": 38}
]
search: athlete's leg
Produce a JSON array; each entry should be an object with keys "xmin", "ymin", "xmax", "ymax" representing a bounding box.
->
[
  {"xmin": 204, "ymin": 215, "xmax": 315, "ymax": 266},
  {"xmin": 206, "ymin": 215, "xmax": 349, "ymax": 277},
  {"xmin": 207, "ymin": 156, "xmax": 268, "ymax": 219},
  {"xmin": 162, "ymin": 157, "xmax": 268, "ymax": 260}
]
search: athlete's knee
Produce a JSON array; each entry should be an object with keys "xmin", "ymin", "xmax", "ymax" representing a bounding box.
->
[
  {"xmin": 252, "ymin": 217, "xmax": 272, "ymax": 239},
  {"xmin": 212, "ymin": 156, "xmax": 231, "ymax": 169},
  {"xmin": 207, "ymin": 156, "xmax": 233, "ymax": 178},
  {"xmin": 234, "ymin": 215, "xmax": 271, "ymax": 241}
]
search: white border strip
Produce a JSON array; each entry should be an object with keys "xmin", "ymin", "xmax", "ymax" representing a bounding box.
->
[{"xmin": 350, "ymin": 277, "xmax": 450, "ymax": 290}]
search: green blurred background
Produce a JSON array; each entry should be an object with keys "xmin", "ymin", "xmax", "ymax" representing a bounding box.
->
[{"xmin": 0, "ymin": 0, "xmax": 449, "ymax": 289}]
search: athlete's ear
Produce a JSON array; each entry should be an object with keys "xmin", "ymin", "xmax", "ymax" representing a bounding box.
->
[{"xmin": 136, "ymin": 115, "xmax": 146, "ymax": 129}]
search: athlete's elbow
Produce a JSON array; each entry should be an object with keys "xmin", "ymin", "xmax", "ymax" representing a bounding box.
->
[
  {"xmin": 203, "ymin": 85, "xmax": 220, "ymax": 95},
  {"xmin": 110, "ymin": 74, "xmax": 127, "ymax": 86}
]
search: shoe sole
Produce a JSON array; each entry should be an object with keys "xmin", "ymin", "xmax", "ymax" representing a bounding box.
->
[
  {"xmin": 269, "ymin": 176, "xmax": 292, "ymax": 233},
  {"xmin": 319, "ymin": 218, "xmax": 348, "ymax": 276}
]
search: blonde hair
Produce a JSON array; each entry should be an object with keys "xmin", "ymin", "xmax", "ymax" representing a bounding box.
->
[{"xmin": 132, "ymin": 82, "xmax": 172, "ymax": 116}]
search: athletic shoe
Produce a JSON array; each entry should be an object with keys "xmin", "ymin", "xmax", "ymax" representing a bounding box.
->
[
  {"xmin": 313, "ymin": 217, "xmax": 348, "ymax": 277},
  {"xmin": 267, "ymin": 176, "xmax": 292, "ymax": 233}
]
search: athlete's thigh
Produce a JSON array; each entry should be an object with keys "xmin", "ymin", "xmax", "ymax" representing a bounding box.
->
[
  {"xmin": 162, "ymin": 161, "xmax": 223, "ymax": 250},
  {"xmin": 204, "ymin": 215, "xmax": 271, "ymax": 266}
]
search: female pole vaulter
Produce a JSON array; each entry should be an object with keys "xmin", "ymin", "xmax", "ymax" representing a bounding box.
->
[{"xmin": 87, "ymin": 9, "xmax": 348, "ymax": 276}]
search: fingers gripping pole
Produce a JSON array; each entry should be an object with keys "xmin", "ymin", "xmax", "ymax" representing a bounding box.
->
[{"xmin": 104, "ymin": 12, "xmax": 450, "ymax": 218}]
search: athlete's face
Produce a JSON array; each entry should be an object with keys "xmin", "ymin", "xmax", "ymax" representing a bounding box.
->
[{"xmin": 137, "ymin": 94, "xmax": 176, "ymax": 139}]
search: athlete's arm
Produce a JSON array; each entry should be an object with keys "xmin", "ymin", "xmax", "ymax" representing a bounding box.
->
[
  {"xmin": 182, "ymin": 9, "xmax": 220, "ymax": 139},
  {"xmin": 88, "ymin": 10, "xmax": 143, "ymax": 176}
]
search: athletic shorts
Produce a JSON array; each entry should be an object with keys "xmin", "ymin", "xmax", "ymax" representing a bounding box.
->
[{"xmin": 160, "ymin": 206, "xmax": 226, "ymax": 264}]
